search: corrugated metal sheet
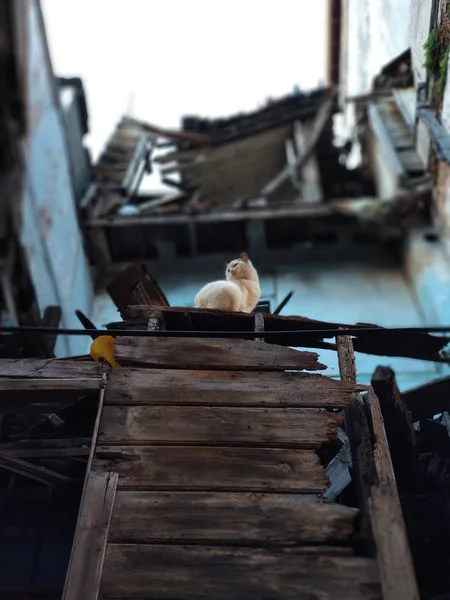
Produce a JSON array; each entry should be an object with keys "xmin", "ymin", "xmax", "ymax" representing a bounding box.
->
[{"xmin": 19, "ymin": 0, "xmax": 93, "ymax": 356}]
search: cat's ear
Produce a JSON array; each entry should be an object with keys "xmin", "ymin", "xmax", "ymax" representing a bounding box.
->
[{"xmin": 240, "ymin": 252, "xmax": 249, "ymax": 262}]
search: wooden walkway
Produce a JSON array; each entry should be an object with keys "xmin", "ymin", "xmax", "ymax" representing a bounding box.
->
[{"xmin": 62, "ymin": 311, "xmax": 419, "ymax": 600}]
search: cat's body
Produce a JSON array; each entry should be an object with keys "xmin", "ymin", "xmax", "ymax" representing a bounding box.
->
[{"xmin": 195, "ymin": 253, "xmax": 260, "ymax": 313}]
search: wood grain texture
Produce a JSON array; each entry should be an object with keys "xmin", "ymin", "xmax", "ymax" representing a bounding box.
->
[
  {"xmin": 114, "ymin": 337, "xmax": 326, "ymax": 371},
  {"xmin": 99, "ymin": 406, "xmax": 342, "ymax": 448},
  {"xmin": 94, "ymin": 446, "xmax": 327, "ymax": 492},
  {"xmin": 109, "ymin": 491, "xmax": 358, "ymax": 544},
  {"xmin": 105, "ymin": 368, "xmax": 364, "ymax": 407},
  {"xmin": 365, "ymin": 388, "xmax": 420, "ymax": 600},
  {"xmin": 101, "ymin": 544, "xmax": 381, "ymax": 600},
  {"xmin": 0, "ymin": 358, "xmax": 103, "ymax": 379},
  {"xmin": 63, "ymin": 470, "xmax": 118, "ymax": 600}
]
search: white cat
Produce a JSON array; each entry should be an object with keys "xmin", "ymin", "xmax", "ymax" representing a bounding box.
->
[{"xmin": 195, "ymin": 252, "xmax": 261, "ymax": 312}]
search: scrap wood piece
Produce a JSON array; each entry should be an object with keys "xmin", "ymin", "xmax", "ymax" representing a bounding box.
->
[
  {"xmin": 106, "ymin": 263, "xmax": 169, "ymax": 313},
  {"xmin": 104, "ymin": 368, "xmax": 365, "ymax": 408},
  {"xmin": 63, "ymin": 470, "xmax": 118, "ymax": 600},
  {"xmin": 101, "ymin": 544, "xmax": 381, "ymax": 600},
  {"xmin": 371, "ymin": 366, "xmax": 418, "ymax": 491},
  {"xmin": 0, "ymin": 453, "xmax": 72, "ymax": 485},
  {"xmin": 94, "ymin": 446, "xmax": 327, "ymax": 492},
  {"xmin": 261, "ymin": 88, "xmax": 337, "ymax": 196},
  {"xmin": 113, "ymin": 336, "xmax": 326, "ymax": 371},
  {"xmin": 364, "ymin": 388, "xmax": 420, "ymax": 600},
  {"xmin": 99, "ymin": 406, "xmax": 343, "ymax": 448},
  {"xmin": 402, "ymin": 375, "xmax": 450, "ymax": 421},
  {"xmin": 109, "ymin": 491, "xmax": 359, "ymax": 544}
]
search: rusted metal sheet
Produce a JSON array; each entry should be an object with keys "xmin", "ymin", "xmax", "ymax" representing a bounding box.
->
[{"xmin": 18, "ymin": 0, "xmax": 93, "ymax": 356}]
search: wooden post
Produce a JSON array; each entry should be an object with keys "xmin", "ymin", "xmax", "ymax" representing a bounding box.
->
[
  {"xmin": 337, "ymin": 335, "xmax": 420, "ymax": 599},
  {"xmin": 371, "ymin": 366, "xmax": 418, "ymax": 491},
  {"xmin": 336, "ymin": 334, "xmax": 374, "ymax": 552},
  {"xmin": 254, "ymin": 313, "xmax": 265, "ymax": 343},
  {"xmin": 364, "ymin": 388, "xmax": 420, "ymax": 600}
]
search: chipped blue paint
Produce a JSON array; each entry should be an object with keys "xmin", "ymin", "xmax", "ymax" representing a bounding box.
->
[{"xmin": 19, "ymin": 0, "xmax": 94, "ymax": 357}]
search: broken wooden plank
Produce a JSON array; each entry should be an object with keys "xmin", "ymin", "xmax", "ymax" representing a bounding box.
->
[
  {"xmin": 101, "ymin": 544, "xmax": 381, "ymax": 600},
  {"xmin": 109, "ymin": 491, "xmax": 358, "ymax": 544},
  {"xmin": 105, "ymin": 368, "xmax": 364, "ymax": 407},
  {"xmin": 63, "ymin": 470, "xmax": 118, "ymax": 600},
  {"xmin": 402, "ymin": 375, "xmax": 450, "ymax": 421},
  {"xmin": 371, "ymin": 366, "xmax": 418, "ymax": 491},
  {"xmin": 94, "ymin": 446, "xmax": 327, "ymax": 492},
  {"xmin": 114, "ymin": 337, "xmax": 326, "ymax": 371},
  {"xmin": 0, "ymin": 358, "xmax": 103, "ymax": 379},
  {"xmin": 365, "ymin": 387, "xmax": 420, "ymax": 600},
  {"xmin": 99, "ymin": 406, "xmax": 342, "ymax": 448}
]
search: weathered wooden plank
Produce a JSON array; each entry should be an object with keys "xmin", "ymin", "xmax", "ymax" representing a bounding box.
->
[
  {"xmin": 105, "ymin": 368, "xmax": 361, "ymax": 408},
  {"xmin": 114, "ymin": 337, "xmax": 326, "ymax": 371},
  {"xmin": 99, "ymin": 406, "xmax": 342, "ymax": 448},
  {"xmin": 0, "ymin": 378, "xmax": 102, "ymax": 391},
  {"xmin": 365, "ymin": 388, "xmax": 420, "ymax": 600},
  {"xmin": 94, "ymin": 446, "xmax": 327, "ymax": 492},
  {"xmin": 109, "ymin": 491, "xmax": 358, "ymax": 544},
  {"xmin": 101, "ymin": 544, "xmax": 381, "ymax": 600},
  {"xmin": 0, "ymin": 358, "xmax": 103, "ymax": 379},
  {"xmin": 63, "ymin": 470, "xmax": 118, "ymax": 600}
]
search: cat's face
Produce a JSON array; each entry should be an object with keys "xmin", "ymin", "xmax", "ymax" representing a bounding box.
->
[{"xmin": 226, "ymin": 252, "xmax": 258, "ymax": 281}]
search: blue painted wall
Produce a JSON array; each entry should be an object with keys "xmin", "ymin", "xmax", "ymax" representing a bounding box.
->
[{"xmin": 19, "ymin": 0, "xmax": 94, "ymax": 357}]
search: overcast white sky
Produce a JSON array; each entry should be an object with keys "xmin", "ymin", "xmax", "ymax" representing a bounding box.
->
[{"xmin": 42, "ymin": 0, "xmax": 327, "ymax": 160}]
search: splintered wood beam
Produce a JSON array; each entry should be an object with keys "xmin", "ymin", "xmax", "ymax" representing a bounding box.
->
[
  {"xmin": 364, "ymin": 388, "xmax": 420, "ymax": 600},
  {"xmin": 113, "ymin": 337, "xmax": 326, "ymax": 371},
  {"xmin": 371, "ymin": 366, "xmax": 418, "ymax": 491},
  {"xmin": 0, "ymin": 453, "xmax": 72, "ymax": 485},
  {"xmin": 63, "ymin": 470, "xmax": 118, "ymax": 600},
  {"xmin": 109, "ymin": 491, "xmax": 359, "ymax": 545}
]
